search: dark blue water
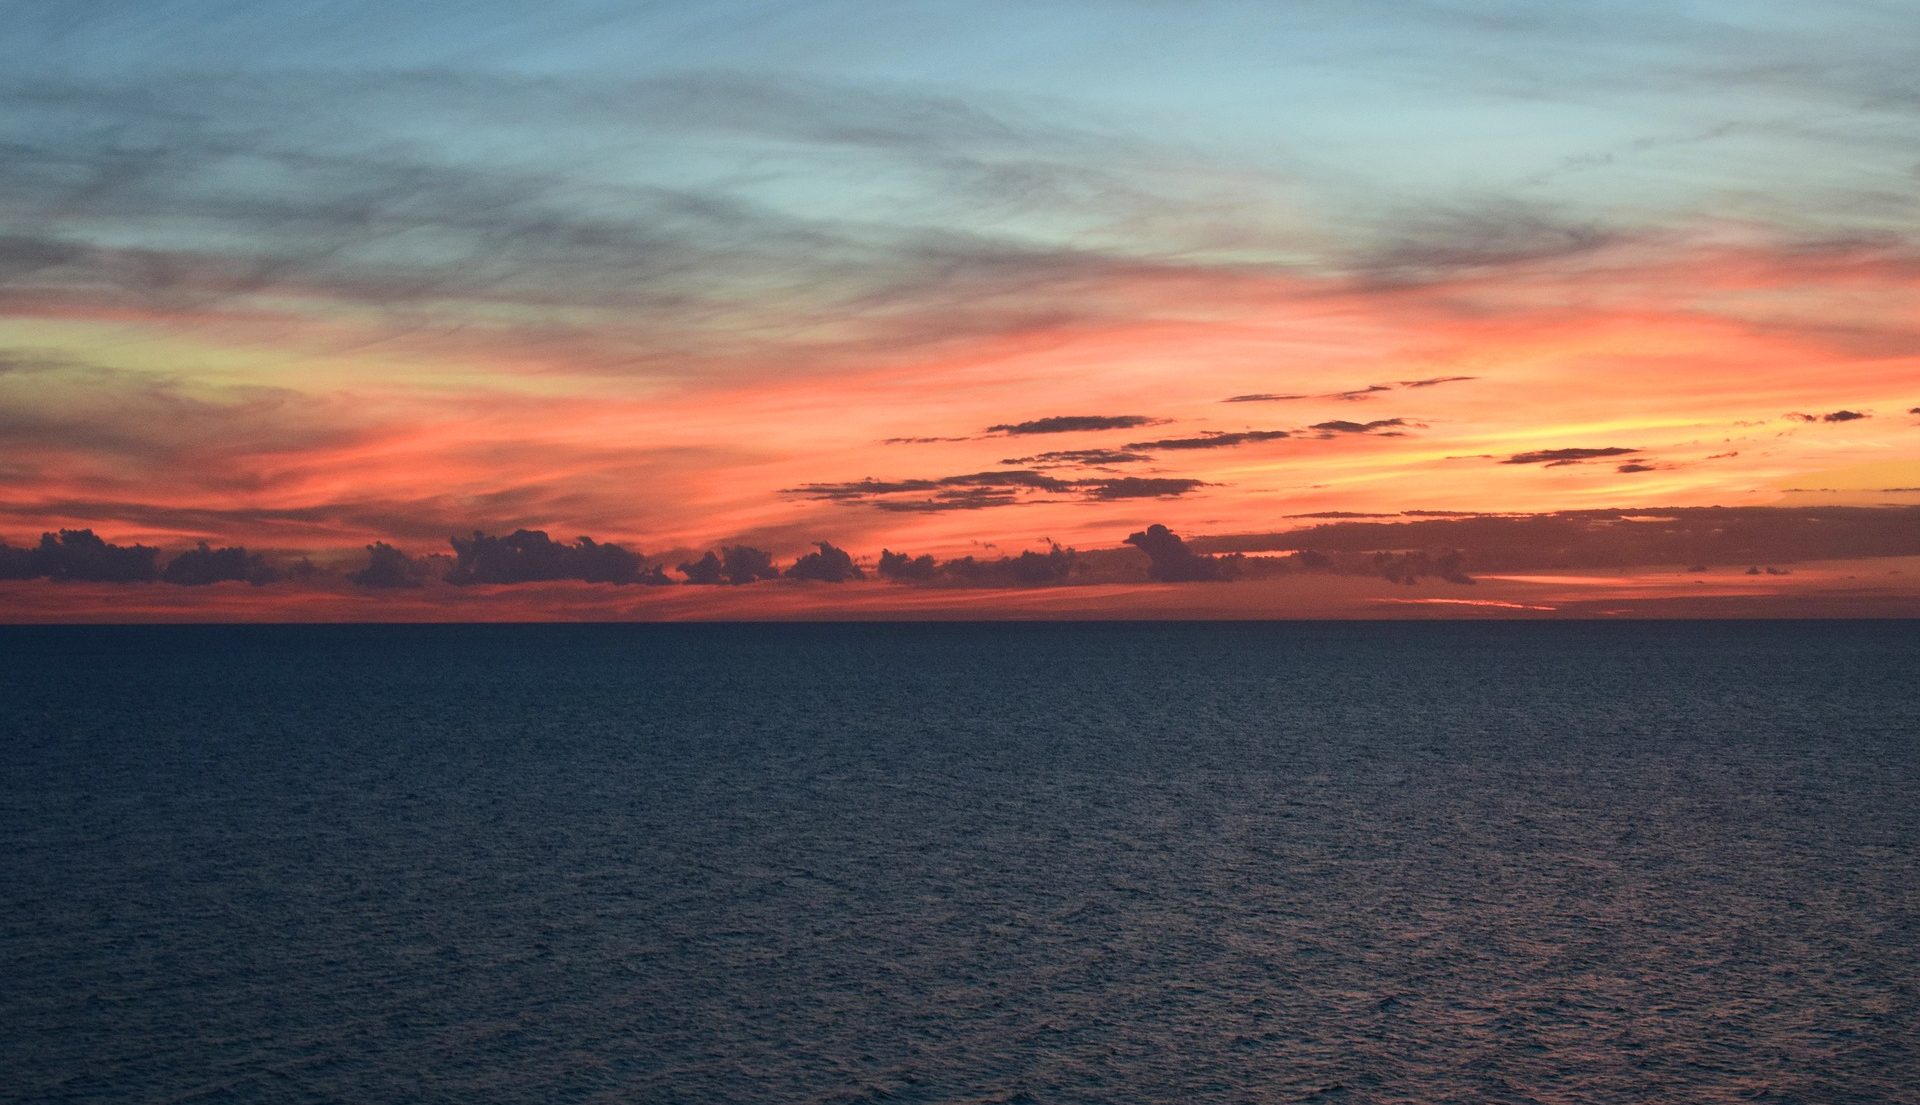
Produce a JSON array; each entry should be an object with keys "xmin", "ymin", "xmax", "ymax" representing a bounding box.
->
[{"xmin": 3, "ymin": 622, "xmax": 1917, "ymax": 1104}]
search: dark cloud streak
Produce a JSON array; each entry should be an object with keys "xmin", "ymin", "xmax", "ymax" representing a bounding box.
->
[
  {"xmin": 1191, "ymin": 506, "xmax": 1920, "ymax": 570},
  {"xmin": 785, "ymin": 467, "xmax": 1205, "ymax": 511},
  {"xmin": 1123, "ymin": 430, "xmax": 1292, "ymax": 450},
  {"xmin": 1223, "ymin": 376, "xmax": 1476, "ymax": 404},
  {"xmin": 1310, "ymin": 419, "xmax": 1408, "ymax": 435},
  {"xmin": 986, "ymin": 415, "xmax": 1161, "ymax": 435},
  {"xmin": 1502, "ymin": 447, "xmax": 1639, "ymax": 465},
  {"xmin": 997, "ymin": 448, "xmax": 1151, "ymax": 466},
  {"xmin": 1086, "ymin": 477, "xmax": 1207, "ymax": 499}
]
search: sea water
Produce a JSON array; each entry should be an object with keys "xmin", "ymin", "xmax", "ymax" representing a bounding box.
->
[{"xmin": 3, "ymin": 622, "xmax": 1916, "ymax": 1103}]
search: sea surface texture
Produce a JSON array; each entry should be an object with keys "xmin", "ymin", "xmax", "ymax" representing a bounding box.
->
[{"xmin": 3, "ymin": 621, "xmax": 1917, "ymax": 1104}]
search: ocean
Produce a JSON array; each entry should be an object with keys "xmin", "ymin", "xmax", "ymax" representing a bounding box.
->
[{"xmin": 2, "ymin": 622, "xmax": 1916, "ymax": 1103}]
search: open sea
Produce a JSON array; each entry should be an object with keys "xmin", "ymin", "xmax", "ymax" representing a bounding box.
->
[{"xmin": 2, "ymin": 621, "xmax": 1917, "ymax": 1104}]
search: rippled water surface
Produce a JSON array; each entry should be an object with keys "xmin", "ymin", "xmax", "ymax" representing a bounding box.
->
[{"xmin": 3, "ymin": 622, "xmax": 1918, "ymax": 1103}]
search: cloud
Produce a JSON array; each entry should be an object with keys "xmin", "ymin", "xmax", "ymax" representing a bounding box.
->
[
  {"xmin": 0, "ymin": 544, "xmax": 31, "ymax": 580},
  {"xmin": 718, "ymin": 546, "xmax": 781, "ymax": 584},
  {"xmin": 345, "ymin": 542, "xmax": 423, "ymax": 588},
  {"xmin": 1354, "ymin": 199, "xmax": 1616, "ymax": 285},
  {"xmin": 997, "ymin": 448, "xmax": 1152, "ymax": 467},
  {"xmin": 162, "ymin": 542, "xmax": 278, "ymax": 586},
  {"xmin": 872, "ymin": 544, "xmax": 1081, "ymax": 587},
  {"xmin": 446, "ymin": 530, "xmax": 668, "ymax": 585},
  {"xmin": 783, "ymin": 470, "xmax": 1080, "ymax": 513},
  {"xmin": 1367, "ymin": 550, "xmax": 1474, "ymax": 586},
  {"xmin": 1190, "ymin": 506, "xmax": 1920, "ymax": 571},
  {"xmin": 0, "ymin": 68, "xmax": 1312, "ymax": 389},
  {"xmin": 950, "ymin": 470, "xmax": 1078, "ymax": 491},
  {"xmin": 0, "ymin": 356, "xmax": 376, "ymax": 487},
  {"xmin": 1084, "ymin": 477, "xmax": 1207, "ymax": 499},
  {"xmin": 1123, "ymin": 430, "xmax": 1292, "ymax": 450},
  {"xmin": 1222, "ymin": 377, "xmax": 1474, "ymax": 404},
  {"xmin": 0, "ymin": 529, "xmax": 161, "ymax": 582},
  {"xmin": 875, "ymin": 549, "xmax": 939, "ymax": 581},
  {"xmin": 942, "ymin": 547, "xmax": 1079, "ymax": 586},
  {"xmin": 679, "ymin": 545, "xmax": 780, "ymax": 584},
  {"xmin": 0, "ymin": 494, "xmax": 591, "ymax": 546},
  {"xmin": 784, "ymin": 470, "xmax": 1074, "ymax": 503},
  {"xmin": 867, "ymin": 488, "xmax": 1031, "ymax": 513},
  {"xmin": 784, "ymin": 467, "xmax": 1205, "ymax": 510},
  {"xmin": 986, "ymin": 415, "xmax": 1162, "ymax": 435},
  {"xmin": 1124, "ymin": 524, "xmax": 1231, "ymax": 582},
  {"xmin": 1502, "ymin": 447, "xmax": 1639, "ymax": 465},
  {"xmin": 1616, "ymin": 463, "xmax": 1657, "ymax": 473},
  {"xmin": 1309, "ymin": 418, "xmax": 1409, "ymax": 435},
  {"xmin": 1787, "ymin": 410, "xmax": 1874, "ymax": 423},
  {"xmin": 786, "ymin": 541, "xmax": 864, "ymax": 582},
  {"xmin": 676, "ymin": 551, "xmax": 724, "ymax": 584}
]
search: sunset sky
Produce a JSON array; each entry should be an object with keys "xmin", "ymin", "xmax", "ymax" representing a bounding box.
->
[{"xmin": 4, "ymin": 0, "xmax": 1919, "ymax": 617}]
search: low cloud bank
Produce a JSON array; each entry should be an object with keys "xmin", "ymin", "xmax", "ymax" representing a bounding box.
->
[
  {"xmin": 872, "ymin": 545, "xmax": 1076, "ymax": 586},
  {"xmin": 1, "ymin": 529, "xmax": 315, "ymax": 587},
  {"xmin": 1191, "ymin": 506, "xmax": 1920, "ymax": 571},
  {"xmin": 347, "ymin": 542, "xmax": 427, "ymax": 588},
  {"xmin": 1125, "ymin": 524, "xmax": 1232, "ymax": 581},
  {"xmin": 13, "ymin": 506, "xmax": 1917, "ymax": 600},
  {"xmin": 163, "ymin": 542, "xmax": 279, "ymax": 586},
  {"xmin": 1, "ymin": 530, "xmax": 169, "ymax": 582},
  {"xmin": 786, "ymin": 542, "xmax": 864, "ymax": 582},
  {"xmin": 449, "ymin": 530, "xmax": 669, "ymax": 585},
  {"xmin": 679, "ymin": 546, "xmax": 781, "ymax": 585}
]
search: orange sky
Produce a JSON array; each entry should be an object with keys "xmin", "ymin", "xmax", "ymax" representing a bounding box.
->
[{"xmin": 8, "ymin": 235, "xmax": 1916, "ymax": 554}]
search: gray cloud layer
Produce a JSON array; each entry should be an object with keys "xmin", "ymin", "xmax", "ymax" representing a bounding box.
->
[{"xmin": 1192, "ymin": 506, "xmax": 1920, "ymax": 571}]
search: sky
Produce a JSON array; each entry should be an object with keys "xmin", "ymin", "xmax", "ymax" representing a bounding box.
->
[{"xmin": 3, "ymin": 0, "xmax": 1919, "ymax": 617}]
